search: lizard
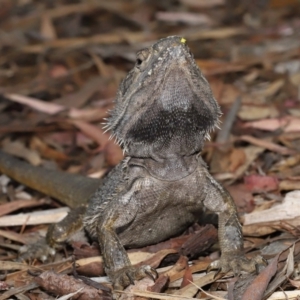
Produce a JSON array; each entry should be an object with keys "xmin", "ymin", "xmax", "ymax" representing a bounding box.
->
[{"xmin": 0, "ymin": 36, "xmax": 266, "ymax": 291}]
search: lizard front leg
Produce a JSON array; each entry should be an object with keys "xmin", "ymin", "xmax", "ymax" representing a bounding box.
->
[
  {"xmin": 203, "ymin": 173, "xmax": 266, "ymax": 274},
  {"xmin": 91, "ymin": 178, "xmax": 158, "ymax": 292},
  {"xmin": 97, "ymin": 215, "xmax": 157, "ymax": 291}
]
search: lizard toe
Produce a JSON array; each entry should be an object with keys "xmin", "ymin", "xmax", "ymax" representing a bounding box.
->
[
  {"xmin": 207, "ymin": 253, "xmax": 267, "ymax": 276},
  {"xmin": 144, "ymin": 265, "xmax": 158, "ymax": 281},
  {"xmin": 112, "ymin": 265, "xmax": 157, "ymax": 291}
]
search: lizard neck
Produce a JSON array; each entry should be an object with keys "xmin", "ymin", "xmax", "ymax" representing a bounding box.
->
[{"xmin": 127, "ymin": 155, "xmax": 199, "ymax": 181}]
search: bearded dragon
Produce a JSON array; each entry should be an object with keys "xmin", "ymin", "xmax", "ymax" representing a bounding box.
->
[{"xmin": 0, "ymin": 36, "xmax": 265, "ymax": 291}]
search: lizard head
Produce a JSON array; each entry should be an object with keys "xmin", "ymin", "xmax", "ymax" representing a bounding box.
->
[{"xmin": 106, "ymin": 36, "xmax": 221, "ymax": 159}]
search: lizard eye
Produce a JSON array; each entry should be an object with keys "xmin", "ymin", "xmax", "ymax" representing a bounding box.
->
[
  {"xmin": 136, "ymin": 58, "xmax": 143, "ymax": 66},
  {"xmin": 135, "ymin": 49, "xmax": 149, "ymax": 69},
  {"xmin": 135, "ymin": 54, "xmax": 144, "ymax": 68}
]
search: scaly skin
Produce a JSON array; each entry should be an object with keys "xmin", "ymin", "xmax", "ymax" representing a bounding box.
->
[
  {"xmin": 0, "ymin": 150, "xmax": 100, "ymax": 208},
  {"xmin": 0, "ymin": 150, "xmax": 100, "ymax": 260},
  {"xmin": 0, "ymin": 36, "xmax": 266, "ymax": 292},
  {"xmin": 84, "ymin": 36, "xmax": 265, "ymax": 289}
]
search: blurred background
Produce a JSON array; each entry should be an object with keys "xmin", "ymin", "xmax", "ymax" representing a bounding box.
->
[
  {"xmin": 0, "ymin": 0, "xmax": 299, "ymax": 176},
  {"xmin": 1, "ymin": 1, "xmax": 300, "ymax": 299},
  {"xmin": 0, "ymin": 0, "xmax": 300, "ymax": 207},
  {"xmin": 0, "ymin": 0, "xmax": 299, "ymax": 171}
]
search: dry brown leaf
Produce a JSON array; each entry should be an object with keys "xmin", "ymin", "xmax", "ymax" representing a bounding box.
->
[
  {"xmin": 288, "ymin": 108, "xmax": 300, "ymax": 117},
  {"xmin": 232, "ymin": 146, "xmax": 264, "ymax": 180},
  {"xmin": 30, "ymin": 136, "xmax": 68, "ymax": 161},
  {"xmin": 260, "ymin": 79, "xmax": 284, "ymax": 98},
  {"xmin": 271, "ymin": 154, "xmax": 300, "ymax": 171},
  {"xmin": 243, "ymin": 116, "xmax": 300, "ymax": 132},
  {"xmin": 34, "ymin": 271, "xmax": 109, "ymax": 300},
  {"xmin": 54, "ymin": 76, "xmax": 111, "ymax": 108},
  {"xmin": 156, "ymin": 12, "xmax": 212, "ymax": 26},
  {"xmin": 180, "ymin": 0, "xmax": 225, "ymax": 8},
  {"xmin": 161, "ymin": 256, "xmax": 189, "ymax": 282},
  {"xmin": 214, "ymin": 146, "xmax": 264, "ymax": 182},
  {"xmin": 21, "ymin": 31, "xmax": 151, "ymax": 53},
  {"xmin": 148, "ymin": 275, "xmax": 169, "ymax": 293},
  {"xmin": 49, "ymin": 64, "xmax": 69, "ymax": 78},
  {"xmin": 209, "ymin": 80, "xmax": 240, "ymax": 105},
  {"xmin": 0, "ymin": 261, "xmax": 38, "ymax": 272},
  {"xmin": 0, "ymin": 207, "xmax": 70, "ymax": 227},
  {"xmin": 264, "ymin": 244, "xmax": 296, "ymax": 298},
  {"xmin": 180, "ymin": 225, "xmax": 218, "ymax": 258},
  {"xmin": 70, "ymin": 120, "xmax": 110, "ymax": 149},
  {"xmin": 267, "ymin": 290, "xmax": 300, "ymax": 299},
  {"xmin": 180, "ymin": 265, "xmax": 193, "ymax": 288},
  {"xmin": 288, "ymin": 278, "xmax": 300, "ymax": 289},
  {"xmin": 2, "ymin": 140, "xmax": 41, "ymax": 166},
  {"xmin": 120, "ymin": 277, "xmax": 156, "ymax": 300},
  {"xmin": 0, "ymin": 281, "xmax": 9, "ymax": 291},
  {"xmin": 40, "ymin": 14, "xmax": 57, "ymax": 40},
  {"xmin": 279, "ymin": 179, "xmax": 300, "ymax": 190},
  {"xmin": 187, "ymin": 27, "xmax": 248, "ymax": 40},
  {"xmin": 244, "ymin": 190, "xmax": 300, "ymax": 225},
  {"xmin": 0, "ymin": 198, "xmax": 49, "ymax": 217},
  {"xmin": 0, "ymin": 229, "xmax": 28, "ymax": 244},
  {"xmin": 197, "ymin": 59, "xmax": 247, "ymax": 76},
  {"xmin": 135, "ymin": 249, "xmax": 178, "ymax": 269},
  {"xmin": 117, "ymin": 290, "xmax": 195, "ymax": 300},
  {"xmin": 244, "ymin": 175, "xmax": 279, "ymax": 193},
  {"xmin": 241, "ymin": 255, "xmax": 279, "ymax": 300},
  {"xmin": 138, "ymin": 236, "xmax": 190, "ymax": 254},
  {"xmin": 243, "ymin": 216, "xmax": 300, "ymax": 236},
  {"xmin": 69, "ymin": 107, "xmax": 109, "ymax": 122},
  {"xmin": 290, "ymin": 72, "xmax": 300, "ymax": 86},
  {"xmin": 43, "ymin": 132, "xmax": 76, "ymax": 147},
  {"xmin": 75, "ymin": 251, "xmax": 177, "ymax": 278},
  {"xmin": 243, "ymin": 69, "xmax": 259, "ymax": 83},
  {"xmin": 252, "ymin": 200, "xmax": 277, "ymax": 212},
  {"xmin": 174, "ymin": 271, "xmax": 219, "ymax": 297},
  {"xmin": 228, "ymin": 148, "xmax": 246, "ymax": 172},
  {"xmin": 227, "ymin": 184, "xmax": 254, "ymax": 213},
  {"xmin": 239, "ymin": 135, "xmax": 293, "ymax": 155},
  {"xmin": 4, "ymin": 93, "xmax": 65, "ymax": 115},
  {"xmin": 238, "ymin": 105, "xmax": 279, "ymax": 121},
  {"xmin": 103, "ymin": 140, "xmax": 123, "ymax": 166},
  {"xmin": 242, "ymin": 224, "xmax": 276, "ymax": 237},
  {"xmin": 170, "ymin": 260, "xmax": 211, "ymax": 284}
]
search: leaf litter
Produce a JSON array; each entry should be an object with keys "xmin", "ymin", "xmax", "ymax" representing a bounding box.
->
[{"xmin": 0, "ymin": 0, "xmax": 300, "ymax": 299}]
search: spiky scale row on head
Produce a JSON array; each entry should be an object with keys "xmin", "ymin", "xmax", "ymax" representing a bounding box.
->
[{"xmin": 106, "ymin": 36, "xmax": 221, "ymax": 159}]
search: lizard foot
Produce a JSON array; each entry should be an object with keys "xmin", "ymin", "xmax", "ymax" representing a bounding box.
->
[
  {"xmin": 18, "ymin": 238, "xmax": 56, "ymax": 262},
  {"xmin": 112, "ymin": 265, "xmax": 158, "ymax": 291},
  {"xmin": 207, "ymin": 253, "xmax": 267, "ymax": 276}
]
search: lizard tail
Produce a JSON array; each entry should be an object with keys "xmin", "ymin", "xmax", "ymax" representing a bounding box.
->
[{"xmin": 0, "ymin": 150, "xmax": 100, "ymax": 208}]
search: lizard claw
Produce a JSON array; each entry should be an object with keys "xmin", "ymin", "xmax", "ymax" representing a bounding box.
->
[
  {"xmin": 112, "ymin": 265, "xmax": 157, "ymax": 291},
  {"xmin": 145, "ymin": 266, "xmax": 158, "ymax": 281},
  {"xmin": 207, "ymin": 253, "xmax": 267, "ymax": 276},
  {"xmin": 207, "ymin": 258, "xmax": 221, "ymax": 273},
  {"xmin": 214, "ymin": 268, "xmax": 222, "ymax": 279},
  {"xmin": 206, "ymin": 263, "xmax": 214, "ymax": 274},
  {"xmin": 261, "ymin": 257, "xmax": 268, "ymax": 266},
  {"xmin": 125, "ymin": 271, "xmax": 135, "ymax": 286},
  {"xmin": 255, "ymin": 257, "xmax": 268, "ymax": 274},
  {"xmin": 206, "ymin": 260, "xmax": 224, "ymax": 278}
]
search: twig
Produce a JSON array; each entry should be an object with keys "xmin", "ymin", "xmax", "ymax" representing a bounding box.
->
[{"xmin": 216, "ymin": 96, "xmax": 242, "ymax": 144}]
